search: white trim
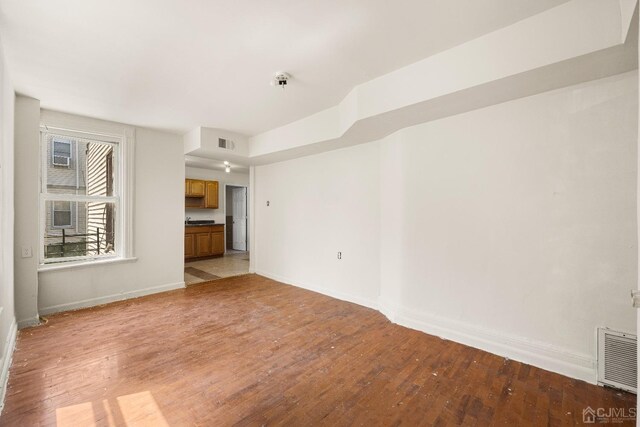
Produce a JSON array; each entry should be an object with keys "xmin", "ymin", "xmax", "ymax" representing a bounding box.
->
[
  {"xmin": 44, "ymin": 193, "xmax": 118, "ymax": 203},
  {"xmin": 223, "ymin": 183, "xmax": 249, "ymax": 253},
  {"xmin": 40, "ymin": 126, "xmax": 122, "ymax": 144},
  {"xmin": 384, "ymin": 303, "xmax": 596, "ymax": 384},
  {"xmin": 0, "ymin": 317, "xmax": 17, "ymax": 415},
  {"xmin": 255, "ymin": 271, "xmax": 595, "ymax": 384},
  {"xmin": 249, "ymin": 166, "xmax": 256, "ymax": 273},
  {"xmin": 40, "ymin": 129, "xmax": 121, "ymax": 264},
  {"xmin": 40, "ymin": 110, "xmax": 135, "ymax": 140},
  {"xmin": 39, "ymin": 131, "xmax": 47, "ymax": 263},
  {"xmin": 17, "ymin": 316, "xmax": 40, "ymax": 329},
  {"xmin": 39, "ymin": 281, "xmax": 185, "ymax": 316},
  {"xmin": 38, "ymin": 256, "xmax": 137, "ymax": 272},
  {"xmin": 41, "ymin": 253, "xmax": 118, "ymax": 266},
  {"xmin": 121, "ymin": 127, "xmax": 135, "ymax": 259},
  {"xmin": 255, "ymin": 270, "xmax": 379, "ymax": 311},
  {"xmin": 39, "ymin": 119, "xmax": 135, "ymax": 265}
]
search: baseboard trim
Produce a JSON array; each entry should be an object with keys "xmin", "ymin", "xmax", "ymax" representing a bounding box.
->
[
  {"xmin": 39, "ymin": 281, "xmax": 186, "ymax": 316},
  {"xmin": 256, "ymin": 270, "xmax": 379, "ymax": 311},
  {"xmin": 257, "ymin": 271, "xmax": 595, "ymax": 384},
  {"xmin": 386, "ymin": 304, "xmax": 595, "ymax": 384},
  {"xmin": 0, "ymin": 317, "xmax": 17, "ymax": 415},
  {"xmin": 17, "ymin": 316, "xmax": 40, "ymax": 329}
]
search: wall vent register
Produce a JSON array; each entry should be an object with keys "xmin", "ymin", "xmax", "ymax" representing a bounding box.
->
[
  {"xmin": 597, "ymin": 328, "xmax": 637, "ymax": 393},
  {"xmin": 218, "ymin": 138, "xmax": 235, "ymax": 150}
]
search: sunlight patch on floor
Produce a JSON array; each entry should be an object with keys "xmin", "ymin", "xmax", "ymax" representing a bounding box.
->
[{"xmin": 55, "ymin": 391, "xmax": 168, "ymax": 427}]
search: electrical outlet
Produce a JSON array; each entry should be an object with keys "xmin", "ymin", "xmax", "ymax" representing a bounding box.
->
[
  {"xmin": 21, "ymin": 247, "xmax": 32, "ymax": 258},
  {"xmin": 337, "ymin": 251, "xmax": 342, "ymax": 260}
]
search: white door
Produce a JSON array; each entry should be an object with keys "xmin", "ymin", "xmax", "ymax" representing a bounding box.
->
[{"xmin": 231, "ymin": 187, "xmax": 247, "ymax": 251}]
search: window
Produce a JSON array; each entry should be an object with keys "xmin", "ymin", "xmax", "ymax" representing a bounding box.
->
[
  {"xmin": 40, "ymin": 124, "xmax": 133, "ymax": 265},
  {"xmin": 52, "ymin": 139, "xmax": 71, "ymax": 167},
  {"xmin": 52, "ymin": 201, "xmax": 74, "ymax": 228}
]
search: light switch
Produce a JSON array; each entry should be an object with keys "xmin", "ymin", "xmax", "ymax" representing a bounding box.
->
[{"xmin": 21, "ymin": 247, "xmax": 32, "ymax": 258}]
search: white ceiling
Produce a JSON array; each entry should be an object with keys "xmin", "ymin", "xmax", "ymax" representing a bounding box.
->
[{"xmin": 0, "ymin": 0, "xmax": 569, "ymax": 136}]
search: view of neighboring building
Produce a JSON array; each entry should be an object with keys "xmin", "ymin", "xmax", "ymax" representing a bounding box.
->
[{"xmin": 43, "ymin": 134, "xmax": 115, "ymax": 260}]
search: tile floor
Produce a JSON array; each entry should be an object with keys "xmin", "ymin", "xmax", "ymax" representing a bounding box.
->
[{"xmin": 184, "ymin": 251, "xmax": 250, "ymax": 285}]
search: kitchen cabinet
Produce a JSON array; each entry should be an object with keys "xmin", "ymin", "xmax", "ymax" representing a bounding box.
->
[
  {"xmin": 205, "ymin": 181, "xmax": 219, "ymax": 209},
  {"xmin": 185, "ymin": 179, "xmax": 219, "ymax": 209},
  {"xmin": 184, "ymin": 234, "xmax": 195, "ymax": 258},
  {"xmin": 185, "ymin": 179, "xmax": 206, "ymax": 197},
  {"xmin": 185, "ymin": 225, "xmax": 224, "ymax": 260},
  {"xmin": 195, "ymin": 232, "xmax": 211, "ymax": 257},
  {"xmin": 211, "ymin": 231, "xmax": 224, "ymax": 254}
]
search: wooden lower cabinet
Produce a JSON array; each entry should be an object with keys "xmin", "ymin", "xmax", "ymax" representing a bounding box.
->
[
  {"xmin": 211, "ymin": 231, "xmax": 224, "ymax": 254},
  {"xmin": 185, "ymin": 225, "xmax": 224, "ymax": 260},
  {"xmin": 184, "ymin": 234, "xmax": 195, "ymax": 258},
  {"xmin": 195, "ymin": 232, "xmax": 211, "ymax": 257}
]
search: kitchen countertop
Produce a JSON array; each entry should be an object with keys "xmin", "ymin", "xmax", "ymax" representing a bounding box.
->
[{"xmin": 185, "ymin": 223, "xmax": 225, "ymax": 227}]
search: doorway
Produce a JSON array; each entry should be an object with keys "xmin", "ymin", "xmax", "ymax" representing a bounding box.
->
[
  {"xmin": 225, "ymin": 185, "xmax": 248, "ymax": 252},
  {"xmin": 183, "ymin": 180, "xmax": 250, "ymax": 287}
]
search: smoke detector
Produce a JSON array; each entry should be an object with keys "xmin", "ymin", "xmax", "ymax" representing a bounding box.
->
[{"xmin": 271, "ymin": 72, "xmax": 291, "ymax": 88}]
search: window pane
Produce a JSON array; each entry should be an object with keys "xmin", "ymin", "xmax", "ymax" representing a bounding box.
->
[
  {"xmin": 45, "ymin": 134, "xmax": 116, "ymax": 196},
  {"xmin": 52, "ymin": 201, "xmax": 72, "ymax": 227},
  {"xmin": 44, "ymin": 200, "xmax": 116, "ymax": 260},
  {"xmin": 53, "ymin": 211, "xmax": 71, "ymax": 227},
  {"xmin": 53, "ymin": 140, "xmax": 71, "ymax": 157},
  {"xmin": 53, "ymin": 200, "xmax": 71, "ymax": 211}
]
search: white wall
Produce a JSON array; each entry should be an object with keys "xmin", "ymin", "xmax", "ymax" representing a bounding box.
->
[
  {"xmin": 254, "ymin": 142, "xmax": 381, "ymax": 307},
  {"xmin": 0, "ymin": 34, "xmax": 16, "ymax": 409},
  {"xmin": 11, "ymin": 107, "xmax": 186, "ymax": 315},
  {"xmin": 185, "ymin": 167, "xmax": 248, "ymax": 224},
  {"xmin": 13, "ymin": 96, "xmax": 40, "ymax": 327},
  {"xmin": 380, "ymin": 70, "xmax": 638, "ymax": 382},
  {"xmin": 253, "ymin": 71, "xmax": 638, "ymax": 383}
]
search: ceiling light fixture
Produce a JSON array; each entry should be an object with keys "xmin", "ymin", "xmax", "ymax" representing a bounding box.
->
[{"xmin": 270, "ymin": 71, "xmax": 291, "ymax": 89}]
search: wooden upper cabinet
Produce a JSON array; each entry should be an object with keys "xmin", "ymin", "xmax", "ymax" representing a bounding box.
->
[
  {"xmin": 185, "ymin": 179, "xmax": 219, "ymax": 209},
  {"xmin": 205, "ymin": 181, "xmax": 219, "ymax": 209},
  {"xmin": 186, "ymin": 179, "xmax": 206, "ymax": 197}
]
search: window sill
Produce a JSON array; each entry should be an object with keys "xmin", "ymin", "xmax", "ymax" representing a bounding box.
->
[{"xmin": 38, "ymin": 256, "xmax": 138, "ymax": 273}]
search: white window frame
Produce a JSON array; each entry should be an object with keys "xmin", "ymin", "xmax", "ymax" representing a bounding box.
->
[
  {"xmin": 51, "ymin": 138, "xmax": 72, "ymax": 167},
  {"xmin": 39, "ymin": 115, "xmax": 135, "ymax": 267}
]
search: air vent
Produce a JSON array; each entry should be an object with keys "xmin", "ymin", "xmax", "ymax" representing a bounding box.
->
[
  {"xmin": 218, "ymin": 138, "xmax": 235, "ymax": 150},
  {"xmin": 598, "ymin": 328, "xmax": 637, "ymax": 393}
]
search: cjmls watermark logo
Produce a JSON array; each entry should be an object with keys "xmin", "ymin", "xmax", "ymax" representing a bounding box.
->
[{"xmin": 582, "ymin": 406, "xmax": 636, "ymax": 424}]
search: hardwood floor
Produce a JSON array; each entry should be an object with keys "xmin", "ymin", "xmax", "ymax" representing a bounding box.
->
[{"xmin": 1, "ymin": 274, "xmax": 635, "ymax": 426}]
